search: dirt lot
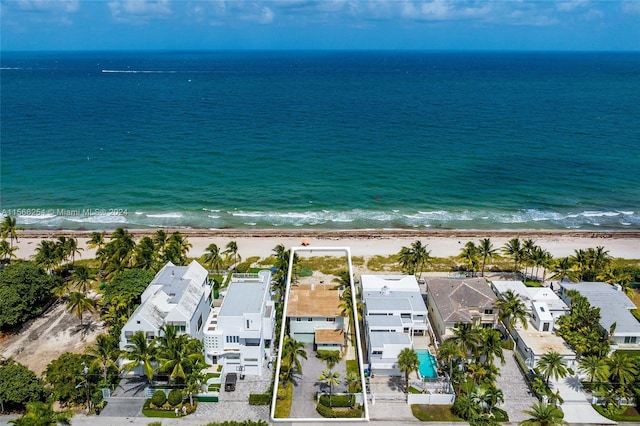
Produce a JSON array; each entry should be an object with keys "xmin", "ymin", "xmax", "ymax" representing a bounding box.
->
[{"xmin": 0, "ymin": 297, "xmax": 106, "ymax": 376}]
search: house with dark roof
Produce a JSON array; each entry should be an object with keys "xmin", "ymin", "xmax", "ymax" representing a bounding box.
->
[
  {"xmin": 425, "ymin": 277, "xmax": 498, "ymax": 341},
  {"xmin": 119, "ymin": 260, "xmax": 212, "ymax": 357}
]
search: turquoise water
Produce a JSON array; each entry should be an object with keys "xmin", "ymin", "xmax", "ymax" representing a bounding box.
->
[
  {"xmin": 416, "ymin": 350, "xmax": 438, "ymax": 379},
  {"xmin": 1, "ymin": 51, "xmax": 639, "ymax": 230}
]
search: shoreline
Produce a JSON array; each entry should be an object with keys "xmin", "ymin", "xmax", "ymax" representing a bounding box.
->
[{"xmin": 11, "ymin": 228, "xmax": 640, "ymax": 260}]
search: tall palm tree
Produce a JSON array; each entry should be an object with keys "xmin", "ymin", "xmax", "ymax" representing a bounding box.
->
[
  {"xmin": 184, "ymin": 370, "xmax": 206, "ymax": 406},
  {"xmin": 133, "ymin": 236, "xmax": 157, "ymax": 270},
  {"xmin": 66, "ymin": 292, "xmax": 97, "ymax": 326},
  {"xmin": 480, "ymin": 328, "xmax": 505, "ymax": 366},
  {"xmin": 496, "ymin": 290, "xmax": 529, "ymax": 332},
  {"xmin": 9, "ymin": 401, "xmax": 72, "ymax": 426},
  {"xmin": 122, "ymin": 331, "xmax": 158, "ymax": 383},
  {"xmin": 202, "ymin": 243, "xmax": 224, "ymax": 272},
  {"xmin": 85, "ymin": 334, "xmax": 120, "ymax": 383},
  {"xmin": 606, "ymin": 352, "xmax": 638, "ymax": 387},
  {"xmin": 519, "ymin": 402, "xmax": 568, "ymax": 426},
  {"xmin": 522, "ymin": 239, "xmax": 538, "ymax": 280},
  {"xmin": 451, "ymin": 323, "xmax": 482, "ymax": 368},
  {"xmin": 397, "ymin": 348, "xmax": 420, "ymax": 393},
  {"xmin": 550, "ymin": 257, "xmax": 576, "ymax": 282},
  {"xmin": 502, "ymin": 237, "xmax": 524, "ymax": 274},
  {"xmin": 163, "ymin": 232, "xmax": 192, "ymax": 265},
  {"xmin": 536, "ymin": 351, "xmax": 568, "ymax": 386},
  {"xmin": 411, "ymin": 240, "xmax": 431, "ymax": 279},
  {"xmin": 478, "ymin": 238, "xmax": 498, "ymax": 277},
  {"xmin": 578, "ymin": 355, "xmax": 610, "ymax": 384},
  {"xmin": 152, "ymin": 229, "xmax": 168, "ymax": 257},
  {"xmin": 65, "ymin": 237, "xmax": 83, "ymax": 265},
  {"xmin": 1, "ymin": 215, "xmax": 21, "ymax": 249},
  {"xmin": 319, "ymin": 369, "xmax": 341, "ymax": 407},
  {"xmin": 437, "ymin": 339, "xmax": 462, "ymax": 379},
  {"xmin": 72, "ymin": 265, "xmax": 94, "ymax": 294},
  {"xmin": 338, "ymin": 285, "xmax": 363, "ymax": 341},
  {"xmin": 157, "ymin": 334, "xmax": 204, "ymax": 384},
  {"xmin": 345, "ymin": 371, "xmax": 361, "ymax": 392},
  {"xmin": 87, "ymin": 231, "xmax": 106, "ymax": 251},
  {"xmin": 457, "ymin": 241, "xmax": 479, "ymax": 276},
  {"xmin": 397, "ymin": 246, "xmax": 415, "ymax": 275},
  {"xmin": 281, "ymin": 337, "xmax": 307, "ymax": 386},
  {"xmin": 33, "ymin": 239, "xmax": 61, "ymax": 273},
  {"xmin": 224, "ymin": 241, "xmax": 241, "ymax": 269}
]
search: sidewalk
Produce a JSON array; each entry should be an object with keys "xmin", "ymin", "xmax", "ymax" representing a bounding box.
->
[{"xmin": 550, "ymin": 375, "xmax": 617, "ymax": 425}]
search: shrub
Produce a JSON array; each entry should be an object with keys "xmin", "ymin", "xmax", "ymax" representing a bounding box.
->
[
  {"xmin": 151, "ymin": 390, "xmax": 166, "ymax": 407},
  {"xmin": 249, "ymin": 393, "xmax": 272, "ymax": 405},
  {"xmin": 167, "ymin": 388, "xmax": 183, "ymax": 406},
  {"xmin": 501, "ymin": 339, "xmax": 514, "ymax": 350},
  {"xmin": 319, "ymin": 394, "xmax": 354, "ymax": 408},
  {"xmin": 492, "ymin": 407, "xmax": 509, "ymax": 422},
  {"xmin": 316, "ymin": 402, "xmax": 363, "ymax": 418}
]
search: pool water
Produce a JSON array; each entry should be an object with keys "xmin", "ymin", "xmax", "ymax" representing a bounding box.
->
[{"xmin": 416, "ymin": 350, "xmax": 438, "ymax": 379}]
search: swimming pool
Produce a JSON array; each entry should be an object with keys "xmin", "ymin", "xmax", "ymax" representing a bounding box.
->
[{"xmin": 416, "ymin": 350, "xmax": 438, "ymax": 379}]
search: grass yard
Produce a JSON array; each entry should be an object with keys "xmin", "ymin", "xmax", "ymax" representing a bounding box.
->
[{"xmin": 411, "ymin": 405, "xmax": 464, "ymax": 422}]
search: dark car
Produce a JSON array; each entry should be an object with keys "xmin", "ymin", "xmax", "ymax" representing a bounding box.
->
[{"xmin": 225, "ymin": 373, "xmax": 237, "ymax": 392}]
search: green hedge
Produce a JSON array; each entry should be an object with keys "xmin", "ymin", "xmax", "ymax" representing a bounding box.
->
[
  {"xmin": 501, "ymin": 339, "xmax": 514, "ymax": 350},
  {"xmin": 319, "ymin": 394, "xmax": 354, "ymax": 408},
  {"xmin": 249, "ymin": 393, "xmax": 272, "ymax": 406},
  {"xmin": 168, "ymin": 388, "xmax": 183, "ymax": 406},
  {"xmin": 492, "ymin": 407, "xmax": 509, "ymax": 422},
  {"xmin": 151, "ymin": 390, "xmax": 166, "ymax": 406},
  {"xmin": 316, "ymin": 402, "xmax": 363, "ymax": 418}
]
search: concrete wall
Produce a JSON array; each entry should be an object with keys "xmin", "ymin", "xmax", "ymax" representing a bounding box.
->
[{"xmin": 407, "ymin": 393, "xmax": 455, "ymax": 405}]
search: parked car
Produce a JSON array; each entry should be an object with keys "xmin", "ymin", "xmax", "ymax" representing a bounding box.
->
[{"xmin": 225, "ymin": 373, "xmax": 237, "ymax": 392}]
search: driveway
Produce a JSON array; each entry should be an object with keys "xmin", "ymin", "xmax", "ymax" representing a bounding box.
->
[
  {"xmin": 99, "ymin": 376, "xmax": 148, "ymax": 417},
  {"xmin": 494, "ymin": 350, "xmax": 538, "ymax": 423},
  {"xmin": 551, "ymin": 375, "xmax": 616, "ymax": 425}
]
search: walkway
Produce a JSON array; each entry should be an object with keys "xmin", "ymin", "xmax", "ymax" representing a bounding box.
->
[
  {"xmin": 550, "ymin": 375, "xmax": 617, "ymax": 425},
  {"xmin": 494, "ymin": 350, "xmax": 538, "ymax": 423}
]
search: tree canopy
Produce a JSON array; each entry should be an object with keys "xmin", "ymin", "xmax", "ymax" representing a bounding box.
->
[
  {"xmin": 0, "ymin": 359, "xmax": 47, "ymax": 412},
  {"xmin": 0, "ymin": 262, "xmax": 59, "ymax": 331}
]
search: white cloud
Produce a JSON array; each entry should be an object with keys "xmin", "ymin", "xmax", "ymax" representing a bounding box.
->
[
  {"xmin": 556, "ymin": 0, "xmax": 589, "ymax": 12},
  {"xmin": 621, "ymin": 1, "xmax": 640, "ymax": 15},
  {"xmin": 16, "ymin": 0, "xmax": 79, "ymax": 13},
  {"xmin": 259, "ymin": 6, "xmax": 274, "ymax": 24},
  {"xmin": 108, "ymin": 0, "xmax": 172, "ymax": 23}
]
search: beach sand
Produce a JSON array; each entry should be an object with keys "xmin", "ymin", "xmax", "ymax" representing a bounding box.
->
[{"xmin": 12, "ymin": 229, "xmax": 640, "ymax": 261}]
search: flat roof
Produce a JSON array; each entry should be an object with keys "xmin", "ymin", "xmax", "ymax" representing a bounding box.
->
[
  {"xmin": 491, "ymin": 280, "xmax": 568, "ymax": 313},
  {"xmin": 315, "ymin": 329, "xmax": 343, "ymax": 344},
  {"xmin": 560, "ymin": 282, "xmax": 640, "ymax": 335},
  {"xmin": 361, "ymin": 274, "xmax": 420, "ymax": 292},
  {"xmin": 287, "ymin": 283, "xmax": 341, "ymax": 317},
  {"xmin": 516, "ymin": 323, "xmax": 575, "ymax": 357},
  {"xmin": 367, "ymin": 315, "xmax": 404, "ymax": 328},
  {"xmin": 219, "ymin": 281, "xmax": 267, "ymax": 317},
  {"xmin": 364, "ymin": 290, "xmax": 427, "ymax": 313},
  {"xmin": 369, "ymin": 331, "xmax": 411, "ymax": 348}
]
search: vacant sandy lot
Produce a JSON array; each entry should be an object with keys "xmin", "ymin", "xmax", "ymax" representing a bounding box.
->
[{"xmin": 0, "ymin": 298, "xmax": 105, "ymax": 376}]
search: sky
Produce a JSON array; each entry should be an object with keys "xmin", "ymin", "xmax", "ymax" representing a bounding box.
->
[{"xmin": 1, "ymin": 0, "xmax": 639, "ymax": 51}]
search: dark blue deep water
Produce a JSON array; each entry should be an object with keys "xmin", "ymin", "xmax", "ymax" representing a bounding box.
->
[{"xmin": 1, "ymin": 51, "xmax": 639, "ymax": 230}]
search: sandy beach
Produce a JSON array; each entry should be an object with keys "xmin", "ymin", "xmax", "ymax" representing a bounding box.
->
[{"xmin": 12, "ymin": 229, "xmax": 640, "ymax": 261}]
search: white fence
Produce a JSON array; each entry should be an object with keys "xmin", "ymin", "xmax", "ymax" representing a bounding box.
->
[{"xmin": 407, "ymin": 393, "xmax": 455, "ymax": 405}]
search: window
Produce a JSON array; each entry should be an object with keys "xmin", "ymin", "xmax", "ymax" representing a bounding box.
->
[
  {"xmin": 296, "ymin": 317, "xmax": 301, "ymax": 322},
  {"xmin": 308, "ymin": 317, "xmax": 313, "ymax": 322},
  {"xmin": 624, "ymin": 336, "xmax": 637, "ymax": 344},
  {"xmin": 197, "ymin": 315, "xmax": 203, "ymax": 332},
  {"xmin": 326, "ymin": 318, "xmax": 335, "ymax": 322},
  {"xmin": 372, "ymin": 351, "xmax": 382, "ymax": 355},
  {"xmin": 484, "ymin": 309, "xmax": 494, "ymax": 315},
  {"xmin": 543, "ymin": 323, "xmax": 550, "ymax": 332},
  {"xmin": 226, "ymin": 336, "xmax": 239, "ymax": 343},
  {"xmin": 246, "ymin": 319, "xmax": 251, "ymax": 329}
]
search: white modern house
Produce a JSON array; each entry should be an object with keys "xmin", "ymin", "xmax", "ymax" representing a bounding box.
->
[
  {"xmin": 558, "ymin": 281, "xmax": 640, "ymax": 349},
  {"xmin": 203, "ymin": 270, "xmax": 274, "ymax": 376},
  {"xmin": 491, "ymin": 280, "xmax": 569, "ymax": 332},
  {"xmin": 119, "ymin": 260, "xmax": 212, "ymax": 352},
  {"xmin": 286, "ymin": 282, "xmax": 344, "ymax": 350},
  {"xmin": 361, "ymin": 274, "xmax": 430, "ymax": 375}
]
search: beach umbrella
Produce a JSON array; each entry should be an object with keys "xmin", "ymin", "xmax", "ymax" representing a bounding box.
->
[{"xmin": 301, "ymin": 239, "xmax": 310, "ymax": 246}]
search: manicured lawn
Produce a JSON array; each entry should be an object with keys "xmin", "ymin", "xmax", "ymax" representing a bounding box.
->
[
  {"xmin": 411, "ymin": 405, "xmax": 464, "ymax": 422},
  {"xmin": 142, "ymin": 408, "xmax": 184, "ymax": 418},
  {"xmin": 274, "ymin": 385, "xmax": 293, "ymax": 418}
]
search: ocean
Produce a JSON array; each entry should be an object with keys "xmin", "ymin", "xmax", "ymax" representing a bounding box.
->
[{"xmin": 1, "ymin": 51, "xmax": 639, "ymax": 231}]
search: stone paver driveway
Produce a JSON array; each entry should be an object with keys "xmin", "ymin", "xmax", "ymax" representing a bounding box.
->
[{"xmin": 495, "ymin": 350, "xmax": 538, "ymax": 423}]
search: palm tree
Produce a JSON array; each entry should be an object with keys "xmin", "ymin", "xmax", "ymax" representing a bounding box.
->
[
  {"xmin": 480, "ymin": 328, "xmax": 505, "ymax": 366},
  {"xmin": 502, "ymin": 237, "xmax": 524, "ymax": 274},
  {"xmin": 157, "ymin": 333, "xmax": 204, "ymax": 384},
  {"xmin": 33, "ymin": 239, "xmax": 61, "ymax": 273},
  {"xmin": 496, "ymin": 290, "xmax": 529, "ymax": 332},
  {"xmin": 478, "ymin": 238, "xmax": 498, "ymax": 277},
  {"xmin": 437, "ymin": 339, "xmax": 462, "ymax": 379},
  {"xmin": 66, "ymin": 292, "xmax": 97, "ymax": 326},
  {"xmin": 519, "ymin": 402, "xmax": 568, "ymax": 426},
  {"xmin": 536, "ymin": 351, "xmax": 568, "ymax": 386},
  {"xmin": 133, "ymin": 236, "xmax": 157, "ymax": 270},
  {"xmin": 122, "ymin": 330, "xmax": 158, "ymax": 383},
  {"xmin": 65, "ymin": 237, "xmax": 82, "ymax": 265},
  {"xmin": 411, "ymin": 240, "xmax": 431, "ymax": 279},
  {"xmin": 319, "ymin": 369, "xmax": 341, "ymax": 407},
  {"xmin": 9, "ymin": 401, "xmax": 73, "ymax": 426},
  {"xmin": 184, "ymin": 370, "xmax": 206, "ymax": 406},
  {"xmin": 87, "ymin": 231, "xmax": 106, "ymax": 251},
  {"xmin": 0, "ymin": 239, "xmax": 17, "ymax": 263},
  {"xmin": 1, "ymin": 215, "xmax": 21, "ymax": 249},
  {"xmin": 345, "ymin": 371, "xmax": 361, "ymax": 392},
  {"xmin": 606, "ymin": 352, "xmax": 638, "ymax": 387},
  {"xmin": 522, "ymin": 239, "xmax": 538, "ymax": 280},
  {"xmin": 72, "ymin": 265, "xmax": 94, "ymax": 294},
  {"xmin": 152, "ymin": 229, "xmax": 168, "ymax": 256},
  {"xmin": 85, "ymin": 334, "xmax": 120, "ymax": 383},
  {"xmin": 578, "ymin": 355, "xmax": 610, "ymax": 384},
  {"xmin": 224, "ymin": 240, "xmax": 241, "ymax": 269},
  {"xmin": 397, "ymin": 348, "xmax": 419, "ymax": 393},
  {"xmin": 163, "ymin": 232, "xmax": 192, "ymax": 265},
  {"xmin": 451, "ymin": 322, "xmax": 481, "ymax": 368},
  {"xmin": 550, "ymin": 257, "xmax": 576, "ymax": 282},
  {"xmin": 457, "ymin": 241, "xmax": 479, "ymax": 276},
  {"xmin": 202, "ymin": 243, "xmax": 224, "ymax": 272},
  {"xmin": 281, "ymin": 337, "xmax": 307, "ymax": 386},
  {"xmin": 397, "ymin": 246, "xmax": 415, "ymax": 275}
]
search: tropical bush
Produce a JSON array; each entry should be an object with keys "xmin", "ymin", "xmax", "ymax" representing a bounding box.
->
[
  {"xmin": 319, "ymin": 394, "xmax": 354, "ymax": 408},
  {"xmin": 249, "ymin": 392, "xmax": 272, "ymax": 405},
  {"xmin": 167, "ymin": 388, "xmax": 182, "ymax": 406},
  {"xmin": 316, "ymin": 402, "xmax": 363, "ymax": 418},
  {"xmin": 151, "ymin": 390, "xmax": 167, "ymax": 406}
]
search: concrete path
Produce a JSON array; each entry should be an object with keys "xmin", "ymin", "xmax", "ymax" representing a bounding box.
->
[
  {"xmin": 551, "ymin": 375, "xmax": 617, "ymax": 425},
  {"xmin": 494, "ymin": 350, "xmax": 538, "ymax": 423}
]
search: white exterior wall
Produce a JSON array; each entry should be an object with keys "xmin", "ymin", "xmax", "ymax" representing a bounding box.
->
[{"xmin": 290, "ymin": 316, "xmax": 343, "ymax": 343}]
